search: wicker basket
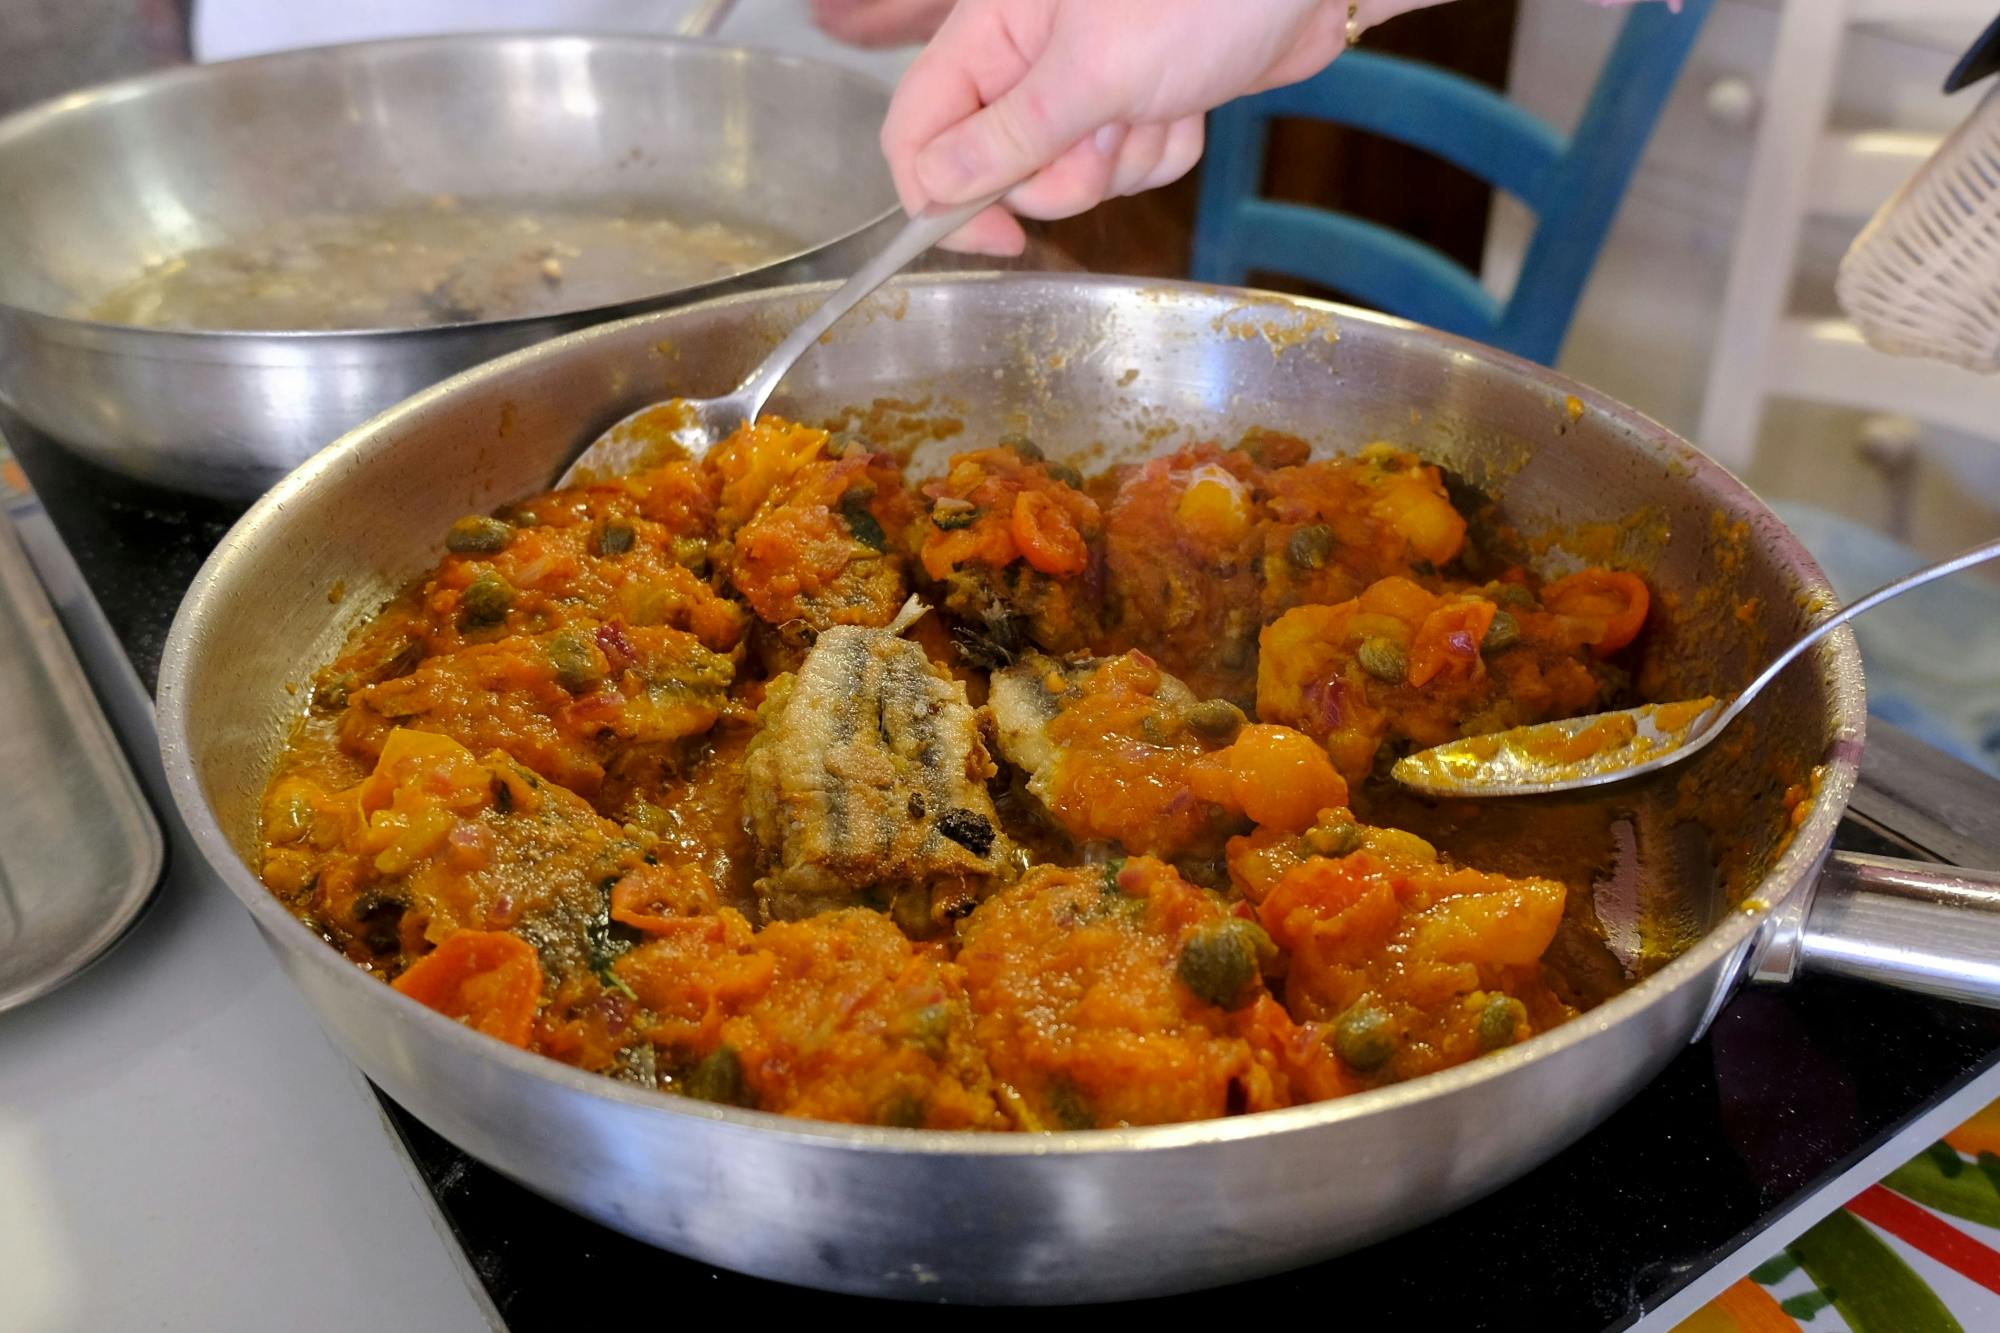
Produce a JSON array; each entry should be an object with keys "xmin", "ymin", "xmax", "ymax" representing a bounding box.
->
[{"xmin": 1838, "ymin": 83, "xmax": 2000, "ymax": 374}]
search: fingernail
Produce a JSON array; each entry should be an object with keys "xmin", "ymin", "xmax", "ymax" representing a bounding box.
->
[{"xmin": 916, "ymin": 137, "xmax": 981, "ymax": 201}]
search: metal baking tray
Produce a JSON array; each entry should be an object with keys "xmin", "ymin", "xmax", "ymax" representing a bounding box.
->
[{"xmin": 0, "ymin": 466, "xmax": 163, "ymax": 1012}]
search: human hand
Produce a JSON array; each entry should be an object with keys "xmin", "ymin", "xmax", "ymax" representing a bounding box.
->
[
  {"xmin": 880, "ymin": 0, "xmax": 1357, "ymax": 254},
  {"xmin": 808, "ymin": 0, "xmax": 956, "ymax": 48}
]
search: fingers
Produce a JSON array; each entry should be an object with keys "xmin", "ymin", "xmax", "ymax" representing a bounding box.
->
[
  {"xmin": 1001, "ymin": 113, "xmax": 1205, "ymax": 221},
  {"xmin": 1096, "ymin": 119, "xmax": 1168, "ymax": 200},
  {"xmin": 879, "ymin": 0, "xmax": 1040, "ymax": 215},
  {"xmin": 1251, "ymin": 3, "xmax": 1348, "ymax": 92},
  {"xmin": 936, "ymin": 205, "xmax": 1029, "ymax": 256},
  {"xmin": 908, "ymin": 23, "xmax": 1121, "ymax": 205},
  {"xmin": 808, "ymin": 0, "xmax": 955, "ymax": 48},
  {"xmin": 1004, "ymin": 122, "xmax": 1128, "ymax": 220},
  {"xmin": 1103, "ymin": 121, "xmax": 1169, "ymax": 200},
  {"xmin": 1136, "ymin": 114, "xmax": 1205, "ymax": 194},
  {"xmin": 879, "ymin": 0, "xmax": 1310, "ymax": 238}
]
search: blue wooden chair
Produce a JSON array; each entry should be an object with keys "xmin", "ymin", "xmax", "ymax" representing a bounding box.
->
[{"xmin": 1191, "ymin": 0, "xmax": 1712, "ymax": 365}]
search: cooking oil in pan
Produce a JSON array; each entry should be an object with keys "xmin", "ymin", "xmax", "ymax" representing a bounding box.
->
[{"xmin": 81, "ymin": 196, "xmax": 796, "ymax": 333}]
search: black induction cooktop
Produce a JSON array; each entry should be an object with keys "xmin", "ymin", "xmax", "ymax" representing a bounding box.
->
[{"xmin": 14, "ymin": 420, "xmax": 2000, "ymax": 1330}]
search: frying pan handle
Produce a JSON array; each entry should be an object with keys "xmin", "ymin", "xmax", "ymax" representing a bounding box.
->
[{"xmin": 1795, "ymin": 851, "xmax": 2000, "ymax": 1005}]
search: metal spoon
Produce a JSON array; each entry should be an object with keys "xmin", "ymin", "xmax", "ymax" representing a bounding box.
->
[
  {"xmin": 1393, "ymin": 535, "xmax": 2000, "ymax": 798},
  {"xmin": 558, "ymin": 191, "xmax": 1004, "ymax": 485},
  {"xmin": 676, "ymin": 0, "xmax": 740, "ymax": 37}
]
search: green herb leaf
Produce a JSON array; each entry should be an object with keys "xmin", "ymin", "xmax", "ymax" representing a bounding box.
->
[{"xmin": 840, "ymin": 488, "xmax": 887, "ymax": 550}]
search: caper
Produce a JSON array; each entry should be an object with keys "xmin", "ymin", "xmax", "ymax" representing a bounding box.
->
[
  {"xmin": 930, "ymin": 503, "xmax": 980, "ymax": 531},
  {"xmin": 1334, "ymin": 1003, "xmax": 1398, "ymax": 1071},
  {"xmin": 1481, "ymin": 610, "xmax": 1522, "ymax": 654},
  {"xmin": 1176, "ymin": 918, "xmax": 1276, "ymax": 1010},
  {"xmin": 1139, "ymin": 712, "xmax": 1172, "ymax": 744},
  {"xmin": 1239, "ymin": 428, "xmax": 1308, "ymax": 468},
  {"xmin": 682, "ymin": 1045, "xmax": 751, "ymax": 1106},
  {"xmin": 1287, "ymin": 523, "xmax": 1335, "ymax": 571},
  {"xmin": 546, "ymin": 631, "xmax": 603, "ymax": 694},
  {"xmin": 878, "ymin": 1091, "xmax": 929, "ymax": 1128},
  {"xmin": 1048, "ymin": 462, "xmax": 1085, "ymax": 489},
  {"xmin": 595, "ymin": 519, "xmax": 636, "ymax": 556},
  {"xmin": 315, "ymin": 671, "xmax": 356, "ymax": 712},
  {"xmin": 374, "ymin": 637, "xmax": 423, "ymax": 682},
  {"xmin": 458, "ymin": 569, "xmax": 515, "ymax": 627},
  {"xmin": 1046, "ymin": 1079, "xmax": 1095, "ymax": 1131},
  {"xmin": 353, "ymin": 890, "xmax": 406, "ymax": 922},
  {"xmin": 1091, "ymin": 889, "xmax": 1149, "ymax": 925},
  {"xmin": 445, "ymin": 515, "xmax": 512, "ymax": 555},
  {"xmin": 999, "ymin": 432, "xmax": 1044, "ymax": 461},
  {"xmin": 1357, "ymin": 637, "xmax": 1407, "ymax": 683},
  {"xmin": 353, "ymin": 891, "xmax": 407, "ymax": 956},
  {"xmin": 1305, "ymin": 817, "xmax": 1364, "ymax": 858},
  {"xmin": 840, "ymin": 487, "xmax": 887, "ymax": 550},
  {"xmin": 908, "ymin": 1003, "xmax": 954, "ymax": 1061},
  {"xmin": 1478, "ymin": 995, "xmax": 1527, "ymax": 1052},
  {"xmin": 669, "ymin": 535, "xmax": 709, "ymax": 571},
  {"xmin": 1485, "ymin": 581, "xmax": 1536, "ymax": 608},
  {"xmin": 623, "ymin": 798, "xmax": 671, "ymax": 838},
  {"xmin": 1185, "ymin": 697, "xmax": 1247, "ymax": 742}
]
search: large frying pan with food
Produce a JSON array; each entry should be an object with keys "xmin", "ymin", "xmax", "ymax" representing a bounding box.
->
[{"xmin": 156, "ymin": 275, "xmax": 2000, "ymax": 1303}]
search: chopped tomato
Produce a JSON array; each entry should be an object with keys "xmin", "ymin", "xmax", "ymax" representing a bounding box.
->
[
  {"xmin": 1408, "ymin": 599, "xmax": 1496, "ymax": 688},
  {"xmin": 920, "ymin": 520, "xmax": 1014, "ymax": 580},
  {"xmin": 355, "ymin": 727, "xmax": 487, "ymax": 815},
  {"xmin": 392, "ymin": 929, "xmax": 543, "ymax": 1045},
  {"xmin": 1541, "ymin": 569, "xmax": 1649, "ymax": 655},
  {"xmin": 1189, "ymin": 723, "xmax": 1349, "ymax": 833},
  {"xmin": 611, "ymin": 862, "xmax": 720, "ymax": 933},
  {"xmin": 1010, "ymin": 491, "xmax": 1089, "ymax": 576}
]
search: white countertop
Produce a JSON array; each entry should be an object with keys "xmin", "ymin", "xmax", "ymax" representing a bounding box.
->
[
  {"xmin": 0, "ymin": 803, "xmax": 497, "ymax": 1333},
  {"xmin": 0, "ymin": 823, "xmax": 493, "ymax": 1332}
]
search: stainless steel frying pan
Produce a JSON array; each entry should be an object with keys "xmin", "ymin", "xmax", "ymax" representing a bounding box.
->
[
  {"xmin": 0, "ymin": 34, "xmax": 899, "ymax": 498},
  {"xmin": 156, "ymin": 275, "xmax": 2000, "ymax": 1303}
]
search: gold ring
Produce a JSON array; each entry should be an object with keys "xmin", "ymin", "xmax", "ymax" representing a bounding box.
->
[{"xmin": 1346, "ymin": 0, "xmax": 1364, "ymax": 46}]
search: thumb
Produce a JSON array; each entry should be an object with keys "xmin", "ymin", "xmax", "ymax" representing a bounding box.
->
[{"xmin": 912, "ymin": 56, "xmax": 1115, "ymax": 204}]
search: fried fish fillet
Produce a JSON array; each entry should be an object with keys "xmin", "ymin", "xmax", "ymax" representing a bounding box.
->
[
  {"xmin": 988, "ymin": 650, "xmax": 1247, "ymax": 860},
  {"xmin": 744, "ymin": 602, "xmax": 1016, "ymax": 927}
]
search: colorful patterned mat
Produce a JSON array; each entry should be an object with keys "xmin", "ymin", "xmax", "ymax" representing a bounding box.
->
[{"xmin": 1677, "ymin": 1099, "xmax": 2000, "ymax": 1332}]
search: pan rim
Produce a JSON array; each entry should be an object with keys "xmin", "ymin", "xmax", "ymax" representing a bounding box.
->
[{"xmin": 156, "ymin": 272, "xmax": 1867, "ymax": 1159}]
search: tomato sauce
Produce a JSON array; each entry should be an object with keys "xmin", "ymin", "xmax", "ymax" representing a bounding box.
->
[{"xmin": 260, "ymin": 418, "xmax": 1653, "ymax": 1130}]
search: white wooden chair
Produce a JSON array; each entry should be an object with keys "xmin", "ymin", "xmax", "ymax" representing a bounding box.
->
[{"xmin": 1697, "ymin": 0, "xmax": 2000, "ymax": 475}]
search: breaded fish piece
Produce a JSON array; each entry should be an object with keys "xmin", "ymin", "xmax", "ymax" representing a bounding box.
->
[
  {"xmin": 989, "ymin": 651, "xmax": 1202, "ymax": 776},
  {"xmin": 744, "ymin": 601, "xmax": 1016, "ymax": 927},
  {"xmin": 988, "ymin": 650, "xmax": 1247, "ymax": 860}
]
